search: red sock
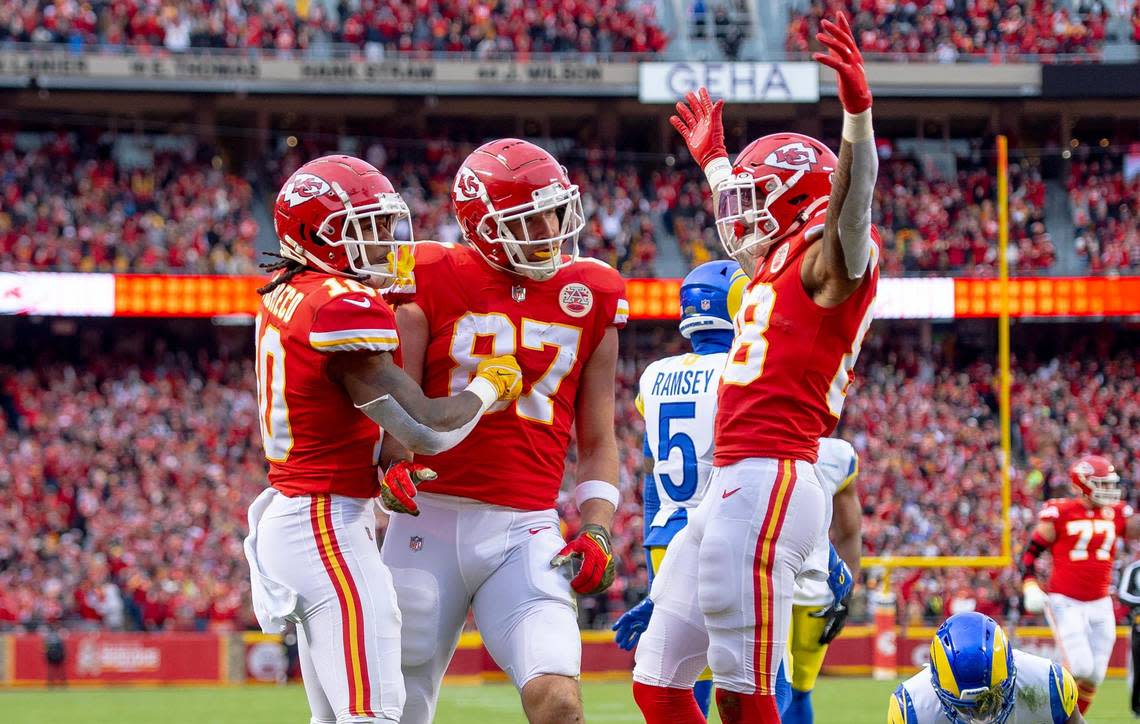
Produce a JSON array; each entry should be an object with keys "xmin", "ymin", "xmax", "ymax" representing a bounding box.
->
[
  {"xmin": 633, "ymin": 680, "xmax": 707, "ymax": 724},
  {"xmin": 715, "ymin": 689, "xmax": 780, "ymax": 724},
  {"xmin": 1077, "ymin": 681, "xmax": 1096, "ymax": 714}
]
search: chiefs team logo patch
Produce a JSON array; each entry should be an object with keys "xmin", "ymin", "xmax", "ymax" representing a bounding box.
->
[
  {"xmin": 764, "ymin": 142, "xmax": 818, "ymax": 172},
  {"xmin": 768, "ymin": 242, "xmax": 790, "ymax": 274},
  {"xmin": 559, "ymin": 282, "xmax": 593, "ymax": 317},
  {"xmin": 281, "ymin": 173, "xmax": 331, "ymax": 207},
  {"xmin": 453, "ymin": 166, "xmax": 485, "ymax": 202}
]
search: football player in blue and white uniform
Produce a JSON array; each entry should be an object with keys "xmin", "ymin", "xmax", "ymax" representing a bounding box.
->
[
  {"xmin": 619, "ymin": 260, "xmax": 746, "ymax": 715},
  {"xmin": 889, "ymin": 612, "xmax": 1084, "ymax": 724},
  {"xmin": 783, "ymin": 437, "xmax": 862, "ymax": 724}
]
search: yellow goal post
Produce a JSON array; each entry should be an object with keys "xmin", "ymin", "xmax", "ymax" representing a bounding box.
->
[{"xmin": 863, "ymin": 134, "xmax": 1014, "ymax": 576}]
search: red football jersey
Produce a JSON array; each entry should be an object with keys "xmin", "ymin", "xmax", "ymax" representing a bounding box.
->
[
  {"xmin": 1040, "ymin": 496, "xmax": 1133, "ymax": 601},
  {"xmin": 409, "ymin": 242, "xmax": 627, "ymax": 510},
  {"xmin": 255, "ymin": 270, "xmax": 402, "ymax": 498},
  {"xmin": 714, "ymin": 217, "xmax": 880, "ymax": 465}
]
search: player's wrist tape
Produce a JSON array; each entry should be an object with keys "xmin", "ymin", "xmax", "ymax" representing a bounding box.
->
[
  {"xmin": 575, "ymin": 480, "xmax": 619, "ymax": 509},
  {"xmin": 464, "ymin": 376, "xmax": 499, "ymax": 411},
  {"xmin": 842, "ymin": 109, "xmax": 874, "ymax": 143},
  {"xmin": 702, "ymin": 156, "xmax": 732, "ymax": 193}
]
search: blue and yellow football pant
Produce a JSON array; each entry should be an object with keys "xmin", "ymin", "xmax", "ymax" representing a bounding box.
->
[
  {"xmin": 779, "ymin": 604, "xmax": 831, "ymax": 723},
  {"xmin": 648, "ymin": 545, "xmax": 713, "ymax": 717},
  {"xmin": 789, "ymin": 604, "xmax": 830, "ymax": 692}
]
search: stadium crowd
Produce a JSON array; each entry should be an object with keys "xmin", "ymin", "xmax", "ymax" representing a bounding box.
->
[
  {"xmin": 0, "ymin": 129, "xmax": 259, "ymax": 274},
  {"xmin": 0, "ymin": 0, "xmax": 666, "ymax": 56},
  {"xmin": 1, "ymin": 321, "xmax": 1136, "ymax": 632},
  {"xmin": 787, "ymin": 0, "xmax": 1112, "ymax": 59},
  {"xmin": 844, "ymin": 335, "xmax": 1140, "ymax": 625},
  {"xmin": 16, "ymin": 125, "xmax": 1140, "ymax": 279},
  {"xmin": 1069, "ymin": 153, "xmax": 1140, "ymax": 272},
  {"xmin": 873, "ymin": 154, "xmax": 1053, "ymax": 274}
]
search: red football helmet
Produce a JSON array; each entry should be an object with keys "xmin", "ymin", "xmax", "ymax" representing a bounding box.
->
[
  {"xmin": 1070, "ymin": 454, "xmax": 1121, "ymax": 506},
  {"xmin": 451, "ymin": 138, "xmax": 585, "ymax": 281},
  {"xmin": 714, "ymin": 132, "xmax": 837, "ymax": 267},
  {"xmin": 273, "ymin": 155, "xmax": 412, "ymax": 287}
]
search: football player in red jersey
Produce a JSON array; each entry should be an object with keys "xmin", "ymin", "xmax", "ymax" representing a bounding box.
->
[
  {"xmin": 243, "ymin": 155, "xmax": 524, "ymax": 724},
  {"xmin": 631, "ymin": 14, "xmax": 880, "ymax": 724},
  {"xmin": 379, "ymin": 138, "xmax": 628, "ymax": 724},
  {"xmin": 1021, "ymin": 454, "xmax": 1140, "ymax": 715}
]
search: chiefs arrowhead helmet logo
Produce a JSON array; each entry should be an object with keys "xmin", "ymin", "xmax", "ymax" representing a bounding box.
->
[
  {"xmin": 281, "ymin": 173, "xmax": 331, "ymax": 207},
  {"xmin": 764, "ymin": 142, "xmax": 818, "ymax": 172},
  {"xmin": 453, "ymin": 166, "xmax": 486, "ymax": 202}
]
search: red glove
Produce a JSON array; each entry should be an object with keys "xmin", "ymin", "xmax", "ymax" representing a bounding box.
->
[
  {"xmin": 551, "ymin": 524, "xmax": 616, "ymax": 595},
  {"xmin": 380, "ymin": 461, "xmax": 436, "ymax": 516},
  {"xmin": 669, "ymin": 87, "xmax": 728, "ymax": 169},
  {"xmin": 813, "ymin": 13, "xmax": 872, "ymax": 114}
]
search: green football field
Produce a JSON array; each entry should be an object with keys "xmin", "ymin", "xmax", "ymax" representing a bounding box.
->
[{"xmin": 0, "ymin": 678, "xmax": 1136, "ymax": 723}]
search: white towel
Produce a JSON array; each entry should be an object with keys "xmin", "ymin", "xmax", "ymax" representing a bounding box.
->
[{"xmin": 243, "ymin": 488, "xmax": 301, "ymax": 634}]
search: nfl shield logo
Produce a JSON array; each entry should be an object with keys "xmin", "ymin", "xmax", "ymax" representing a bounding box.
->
[
  {"xmin": 409, "ymin": 536, "xmax": 423, "ymax": 552},
  {"xmin": 700, "ymin": 299, "xmax": 711, "ymax": 311},
  {"xmin": 512, "ymin": 285, "xmax": 527, "ymax": 303}
]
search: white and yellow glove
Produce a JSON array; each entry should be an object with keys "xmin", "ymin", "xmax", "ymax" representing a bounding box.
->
[
  {"xmin": 476, "ymin": 355, "xmax": 523, "ymax": 402},
  {"xmin": 1022, "ymin": 579, "xmax": 1047, "ymax": 614}
]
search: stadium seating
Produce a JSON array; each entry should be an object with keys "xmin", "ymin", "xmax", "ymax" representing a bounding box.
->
[
  {"xmin": 0, "ymin": 0, "xmax": 667, "ymax": 56},
  {"xmin": 787, "ymin": 0, "xmax": 1110, "ymax": 59},
  {"xmin": 2, "ymin": 324, "xmax": 1136, "ymax": 631},
  {"xmin": 0, "ymin": 129, "xmax": 259, "ymax": 274},
  {"xmin": 2, "ymin": 124, "xmax": 1115, "ymax": 279},
  {"xmin": 1068, "ymin": 154, "xmax": 1140, "ymax": 272}
]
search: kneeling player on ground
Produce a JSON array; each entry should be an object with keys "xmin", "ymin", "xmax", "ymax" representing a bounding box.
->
[
  {"xmin": 244, "ymin": 155, "xmax": 522, "ymax": 724},
  {"xmin": 889, "ymin": 611, "xmax": 1083, "ymax": 723}
]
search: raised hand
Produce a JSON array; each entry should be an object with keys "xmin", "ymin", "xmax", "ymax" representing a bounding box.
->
[
  {"xmin": 813, "ymin": 13, "xmax": 872, "ymax": 115},
  {"xmin": 669, "ymin": 87, "xmax": 728, "ymax": 168}
]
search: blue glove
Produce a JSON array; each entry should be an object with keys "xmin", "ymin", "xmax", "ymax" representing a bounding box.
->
[
  {"xmin": 809, "ymin": 543, "xmax": 854, "ymax": 645},
  {"xmin": 613, "ymin": 597, "xmax": 654, "ymax": 651},
  {"xmin": 826, "ymin": 542, "xmax": 853, "ymax": 602}
]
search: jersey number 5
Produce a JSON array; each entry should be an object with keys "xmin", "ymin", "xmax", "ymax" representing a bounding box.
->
[
  {"xmin": 448, "ymin": 312, "xmax": 582, "ymax": 425},
  {"xmin": 657, "ymin": 402, "xmax": 698, "ymax": 501},
  {"xmin": 256, "ymin": 314, "xmax": 294, "ymax": 462}
]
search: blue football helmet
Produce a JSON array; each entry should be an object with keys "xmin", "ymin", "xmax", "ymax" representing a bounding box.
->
[
  {"xmin": 929, "ymin": 612, "xmax": 1017, "ymax": 724},
  {"xmin": 678, "ymin": 260, "xmax": 748, "ymax": 339}
]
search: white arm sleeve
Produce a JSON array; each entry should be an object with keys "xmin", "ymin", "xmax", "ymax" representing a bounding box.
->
[
  {"xmin": 355, "ymin": 378, "xmax": 497, "ymax": 456},
  {"xmin": 838, "ymin": 110, "xmax": 878, "ymax": 280}
]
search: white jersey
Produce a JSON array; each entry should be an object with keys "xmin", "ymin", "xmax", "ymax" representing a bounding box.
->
[
  {"xmin": 638, "ymin": 351, "xmax": 726, "ymax": 532},
  {"xmin": 890, "ymin": 649, "xmax": 1078, "ymax": 724},
  {"xmin": 792, "ymin": 437, "xmax": 858, "ymax": 607}
]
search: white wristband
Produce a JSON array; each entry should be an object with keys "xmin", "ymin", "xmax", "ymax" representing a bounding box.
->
[
  {"xmin": 575, "ymin": 480, "xmax": 619, "ymax": 510},
  {"xmin": 464, "ymin": 377, "xmax": 498, "ymax": 411},
  {"xmin": 842, "ymin": 109, "xmax": 874, "ymax": 144},
  {"xmin": 702, "ymin": 156, "xmax": 733, "ymax": 193}
]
